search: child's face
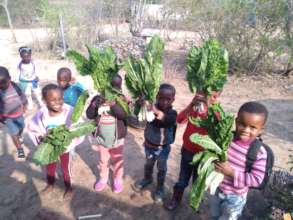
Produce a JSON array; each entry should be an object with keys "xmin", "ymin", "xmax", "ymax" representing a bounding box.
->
[
  {"xmin": 235, "ymin": 111, "xmax": 265, "ymax": 142},
  {"xmin": 57, "ymin": 72, "xmax": 71, "ymax": 89},
  {"xmin": 43, "ymin": 89, "xmax": 64, "ymax": 113},
  {"xmin": 208, "ymin": 90, "xmax": 221, "ymax": 104},
  {"xmin": 20, "ymin": 52, "xmax": 31, "ymax": 64},
  {"xmin": 156, "ymin": 89, "xmax": 175, "ymax": 111},
  {"xmin": 0, "ymin": 77, "xmax": 10, "ymax": 91}
]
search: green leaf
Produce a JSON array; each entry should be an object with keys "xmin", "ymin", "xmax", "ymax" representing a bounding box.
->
[
  {"xmin": 71, "ymin": 91, "xmax": 89, "ymax": 123},
  {"xmin": 190, "ymin": 134, "xmax": 222, "ymax": 154}
]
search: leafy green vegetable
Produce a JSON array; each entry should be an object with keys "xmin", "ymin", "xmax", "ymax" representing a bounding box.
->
[
  {"xmin": 188, "ymin": 103, "xmax": 234, "ymax": 211},
  {"xmin": 187, "ymin": 39, "xmax": 229, "ymax": 96},
  {"xmin": 32, "ymin": 121, "xmax": 96, "ymax": 166},
  {"xmin": 67, "ymin": 46, "xmax": 119, "ymax": 93},
  {"xmin": 124, "ymin": 35, "xmax": 164, "ymax": 116},
  {"xmin": 71, "ymin": 90, "xmax": 89, "ymax": 123},
  {"xmin": 67, "ymin": 46, "xmax": 129, "ymax": 114}
]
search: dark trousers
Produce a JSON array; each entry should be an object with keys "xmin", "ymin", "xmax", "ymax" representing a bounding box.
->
[
  {"xmin": 144, "ymin": 144, "xmax": 170, "ymax": 184},
  {"xmin": 174, "ymin": 148, "xmax": 199, "ymax": 190}
]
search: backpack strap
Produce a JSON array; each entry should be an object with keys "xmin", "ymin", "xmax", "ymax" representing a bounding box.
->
[{"xmin": 245, "ymin": 138, "xmax": 262, "ymax": 173}]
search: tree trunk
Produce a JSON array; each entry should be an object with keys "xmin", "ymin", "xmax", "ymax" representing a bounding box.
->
[{"xmin": 1, "ymin": 0, "xmax": 17, "ymax": 43}]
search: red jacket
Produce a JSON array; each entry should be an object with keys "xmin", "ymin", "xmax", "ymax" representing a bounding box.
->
[{"xmin": 176, "ymin": 109, "xmax": 208, "ymax": 154}]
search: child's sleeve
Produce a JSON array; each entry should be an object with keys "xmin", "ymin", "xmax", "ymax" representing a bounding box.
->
[
  {"xmin": 111, "ymin": 103, "xmax": 127, "ymax": 120},
  {"xmin": 233, "ymin": 147, "xmax": 267, "ymax": 188},
  {"xmin": 176, "ymin": 110, "xmax": 189, "ymax": 124},
  {"xmin": 27, "ymin": 112, "xmax": 45, "ymax": 146},
  {"xmin": 86, "ymin": 96, "xmax": 100, "ymax": 119}
]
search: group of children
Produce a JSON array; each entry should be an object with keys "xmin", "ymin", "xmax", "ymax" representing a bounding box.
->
[{"xmin": 0, "ymin": 47, "xmax": 269, "ymax": 219}]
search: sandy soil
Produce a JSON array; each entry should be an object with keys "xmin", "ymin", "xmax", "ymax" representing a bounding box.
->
[{"xmin": 0, "ymin": 28, "xmax": 292, "ymax": 220}]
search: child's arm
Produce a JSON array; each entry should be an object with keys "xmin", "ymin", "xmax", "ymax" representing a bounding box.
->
[
  {"xmin": 86, "ymin": 95, "xmax": 105, "ymax": 119},
  {"xmin": 152, "ymin": 105, "xmax": 177, "ymax": 127},
  {"xmin": 215, "ymin": 148, "xmax": 267, "ymax": 188},
  {"xmin": 27, "ymin": 113, "xmax": 46, "ymax": 146},
  {"xmin": 110, "ymin": 101, "xmax": 127, "ymax": 120},
  {"xmin": 177, "ymin": 94, "xmax": 206, "ymax": 124}
]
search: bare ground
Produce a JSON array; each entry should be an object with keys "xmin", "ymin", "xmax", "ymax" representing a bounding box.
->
[{"xmin": 0, "ymin": 28, "xmax": 292, "ymax": 220}]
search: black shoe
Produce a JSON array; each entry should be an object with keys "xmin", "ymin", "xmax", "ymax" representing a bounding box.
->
[
  {"xmin": 134, "ymin": 178, "xmax": 152, "ymax": 190},
  {"xmin": 154, "ymin": 188, "xmax": 164, "ymax": 203},
  {"xmin": 17, "ymin": 147, "xmax": 25, "ymax": 158}
]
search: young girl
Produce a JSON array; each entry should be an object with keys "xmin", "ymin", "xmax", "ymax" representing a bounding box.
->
[
  {"xmin": 18, "ymin": 46, "xmax": 42, "ymax": 110},
  {"xmin": 209, "ymin": 101, "xmax": 268, "ymax": 220},
  {"xmin": 86, "ymin": 75, "xmax": 128, "ymax": 193},
  {"xmin": 28, "ymin": 84, "xmax": 81, "ymax": 199}
]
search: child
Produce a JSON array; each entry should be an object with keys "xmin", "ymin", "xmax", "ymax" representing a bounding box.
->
[
  {"xmin": 209, "ymin": 101, "xmax": 268, "ymax": 220},
  {"xmin": 18, "ymin": 46, "xmax": 42, "ymax": 110},
  {"xmin": 164, "ymin": 90, "xmax": 221, "ymax": 210},
  {"xmin": 86, "ymin": 75, "xmax": 128, "ymax": 193},
  {"xmin": 57, "ymin": 67, "xmax": 85, "ymax": 107},
  {"xmin": 134, "ymin": 83, "xmax": 177, "ymax": 203},
  {"xmin": 28, "ymin": 84, "xmax": 79, "ymax": 199},
  {"xmin": 0, "ymin": 66, "xmax": 27, "ymax": 158}
]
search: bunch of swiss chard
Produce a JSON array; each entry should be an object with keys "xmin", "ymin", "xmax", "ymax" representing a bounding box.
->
[
  {"xmin": 32, "ymin": 120, "xmax": 96, "ymax": 166},
  {"xmin": 124, "ymin": 35, "xmax": 164, "ymax": 122},
  {"xmin": 188, "ymin": 103, "xmax": 234, "ymax": 211},
  {"xmin": 187, "ymin": 39, "xmax": 229, "ymax": 96},
  {"xmin": 67, "ymin": 46, "xmax": 129, "ymax": 114}
]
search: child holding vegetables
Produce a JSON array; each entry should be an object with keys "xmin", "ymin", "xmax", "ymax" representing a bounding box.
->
[
  {"xmin": 28, "ymin": 84, "xmax": 80, "ymax": 199},
  {"xmin": 86, "ymin": 75, "xmax": 128, "ymax": 193},
  {"xmin": 164, "ymin": 90, "xmax": 221, "ymax": 210},
  {"xmin": 209, "ymin": 101, "xmax": 268, "ymax": 220},
  {"xmin": 134, "ymin": 83, "xmax": 177, "ymax": 203}
]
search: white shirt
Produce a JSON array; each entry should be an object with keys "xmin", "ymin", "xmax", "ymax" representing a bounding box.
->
[{"xmin": 19, "ymin": 61, "xmax": 36, "ymax": 81}]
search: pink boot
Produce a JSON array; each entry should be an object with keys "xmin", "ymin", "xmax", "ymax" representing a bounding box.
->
[
  {"xmin": 94, "ymin": 180, "xmax": 107, "ymax": 192},
  {"xmin": 113, "ymin": 179, "xmax": 123, "ymax": 193}
]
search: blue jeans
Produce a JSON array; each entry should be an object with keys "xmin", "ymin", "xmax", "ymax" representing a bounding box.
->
[
  {"xmin": 174, "ymin": 148, "xmax": 199, "ymax": 190},
  {"xmin": 144, "ymin": 143, "xmax": 171, "ymax": 184},
  {"xmin": 209, "ymin": 189, "xmax": 247, "ymax": 220},
  {"xmin": 4, "ymin": 116, "xmax": 25, "ymax": 135}
]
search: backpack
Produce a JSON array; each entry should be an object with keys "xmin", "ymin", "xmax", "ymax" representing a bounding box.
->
[{"xmin": 245, "ymin": 138, "xmax": 274, "ymax": 190}]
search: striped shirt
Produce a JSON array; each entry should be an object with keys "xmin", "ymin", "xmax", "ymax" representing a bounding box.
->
[
  {"xmin": 0, "ymin": 82, "xmax": 27, "ymax": 118},
  {"xmin": 219, "ymin": 139, "xmax": 267, "ymax": 196}
]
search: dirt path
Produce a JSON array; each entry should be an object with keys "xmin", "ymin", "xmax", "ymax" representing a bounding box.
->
[{"xmin": 0, "ymin": 28, "xmax": 292, "ymax": 220}]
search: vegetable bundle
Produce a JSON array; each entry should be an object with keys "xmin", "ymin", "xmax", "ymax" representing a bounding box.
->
[
  {"xmin": 124, "ymin": 35, "xmax": 164, "ymax": 121},
  {"xmin": 187, "ymin": 39, "xmax": 229, "ymax": 96},
  {"xmin": 67, "ymin": 46, "xmax": 129, "ymax": 114},
  {"xmin": 32, "ymin": 121, "xmax": 96, "ymax": 165},
  {"xmin": 188, "ymin": 103, "xmax": 234, "ymax": 211}
]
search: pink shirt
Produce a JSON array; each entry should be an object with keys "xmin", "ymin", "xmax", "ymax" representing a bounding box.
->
[{"xmin": 219, "ymin": 139, "xmax": 267, "ymax": 196}]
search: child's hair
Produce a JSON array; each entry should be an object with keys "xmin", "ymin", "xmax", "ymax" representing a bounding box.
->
[
  {"xmin": 238, "ymin": 101, "xmax": 268, "ymax": 123},
  {"xmin": 0, "ymin": 66, "xmax": 11, "ymax": 79},
  {"xmin": 57, "ymin": 67, "xmax": 72, "ymax": 78},
  {"xmin": 19, "ymin": 46, "xmax": 32, "ymax": 55},
  {"xmin": 159, "ymin": 83, "xmax": 176, "ymax": 95},
  {"xmin": 42, "ymin": 84, "xmax": 62, "ymax": 99}
]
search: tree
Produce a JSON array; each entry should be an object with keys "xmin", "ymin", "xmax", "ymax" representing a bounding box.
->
[{"xmin": 0, "ymin": 0, "xmax": 16, "ymax": 42}]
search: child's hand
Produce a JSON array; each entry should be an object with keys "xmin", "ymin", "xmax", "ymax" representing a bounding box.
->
[
  {"xmin": 152, "ymin": 105, "xmax": 164, "ymax": 120},
  {"xmin": 38, "ymin": 136, "xmax": 44, "ymax": 143},
  {"xmin": 215, "ymin": 161, "xmax": 235, "ymax": 177},
  {"xmin": 191, "ymin": 93, "xmax": 207, "ymax": 106}
]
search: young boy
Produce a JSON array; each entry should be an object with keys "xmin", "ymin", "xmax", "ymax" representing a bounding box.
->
[
  {"xmin": 134, "ymin": 83, "xmax": 177, "ymax": 203},
  {"xmin": 86, "ymin": 75, "xmax": 128, "ymax": 193},
  {"xmin": 0, "ymin": 66, "xmax": 28, "ymax": 158},
  {"xmin": 57, "ymin": 67, "xmax": 85, "ymax": 107},
  {"xmin": 164, "ymin": 90, "xmax": 221, "ymax": 210},
  {"xmin": 209, "ymin": 101, "xmax": 268, "ymax": 220},
  {"xmin": 18, "ymin": 46, "xmax": 42, "ymax": 109}
]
